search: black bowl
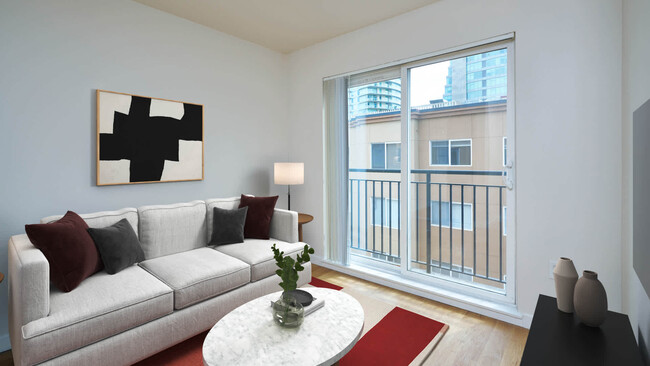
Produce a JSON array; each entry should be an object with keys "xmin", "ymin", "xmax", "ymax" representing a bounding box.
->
[{"xmin": 285, "ymin": 289, "xmax": 314, "ymax": 306}]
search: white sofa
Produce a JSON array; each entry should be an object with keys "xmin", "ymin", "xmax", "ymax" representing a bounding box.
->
[{"xmin": 8, "ymin": 197, "xmax": 312, "ymax": 366}]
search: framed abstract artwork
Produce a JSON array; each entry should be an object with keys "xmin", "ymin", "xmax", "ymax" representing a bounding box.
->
[{"xmin": 96, "ymin": 90, "xmax": 204, "ymax": 185}]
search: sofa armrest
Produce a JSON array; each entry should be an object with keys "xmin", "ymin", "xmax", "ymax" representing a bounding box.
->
[
  {"xmin": 8, "ymin": 234, "xmax": 50, "ymax": 329},
  {"xmin": 269, "ymin": 209, "xmax": 299, "ymax": 243}
]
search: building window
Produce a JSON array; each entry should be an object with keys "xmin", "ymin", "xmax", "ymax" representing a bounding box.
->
[
  {"xmin": 431, "ymin": 201, "xmax": 473, "ymax": 230},
  {"xmin": 450, "ymin": 140, "xmax": 471, "ymax": 165},
  {"xmin": 371, "ymin": 143, "xmax": 385, "ymax": 169},
  {"xmin": 467, "ymin": 71, "xmax": 484, "ymax": 81},
  {"xmin": 467, "ymin": 81, "xmax": 483, "ymax": 91},
  {"xmin": 487, "ymin": 76, "xmax": 506, "ymax": 87},
  {"xmin": 430, "ymin": 140, "xmax": 449, "ymax": 165},
  {"xmin": 430, "ymin": 139, "xmax": 471, "ymax": 166},
  {"xmin": 373, "ymin": 197, "xmax": 399, "ymax": 229},
  {"xmin": 467, "ymin": 62, "xmax": 482, "ymax": 72},
  {"xmin": 371, "ymin": 142, "xmax": 400, "ymax": 169},
  {"xmin": 467, "ymin": 90, "xmax": 483, "ymax": 100}
]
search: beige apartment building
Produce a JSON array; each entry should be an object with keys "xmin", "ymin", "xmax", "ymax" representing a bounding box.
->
[{"xmin": 348, "ymin": 100, "xmax": 507, "ymax": 290}]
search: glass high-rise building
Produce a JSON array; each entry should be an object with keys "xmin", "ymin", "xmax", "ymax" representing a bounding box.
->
[
  {"xmin": 443, "ymin": 49, "xmax": 507, "ymax": 104},
  {"xmin": 348, "ymin": 79, "xmax": 401, "ymax": 119}
]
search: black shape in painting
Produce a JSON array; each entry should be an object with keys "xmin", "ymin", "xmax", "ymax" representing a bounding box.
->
[{"xmin": 99, "ymin": 96, "xmax": 202, "ymax": 182}]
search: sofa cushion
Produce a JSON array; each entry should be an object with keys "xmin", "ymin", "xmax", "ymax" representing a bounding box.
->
[
  {"xmin": 239, "ymin": 195, "xmax": 278, "ymax": 239},
  {"xmin": 20, "ymin": 266, "xmax": 173, "ymax": 366},
  {"xmin": 25, "ymin": 211, "xmax": 103, "ymax": 293},
  {"xmin": 205, "ymin": 197, "xmax": 241, "ymax": 242},
  {"xmin": 139, "ymin": 247, "xmax": 250, "ymax": 310},
  {"xmin": 87, "ymin": 219, "xmax": 145, "ymax": 274},
  {"xmin": 41, "ymin": 207, "xmax": 139, "ymax": 237},
  {"xmin": 215, "ymin": 239, "xmax": 306, "ymax": 282},
  {"xmin": 138, "ymin": 200, "xmax": 207, "ymax": 259}
]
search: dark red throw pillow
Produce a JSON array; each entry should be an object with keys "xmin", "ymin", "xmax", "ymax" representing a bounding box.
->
[
  {"xmin": 238, "ymin": 195, "xmax": 278, "ymax": 239},
  {"xmin": 25, "ymin": 211, "xmax": 103, "ymax": 292}
]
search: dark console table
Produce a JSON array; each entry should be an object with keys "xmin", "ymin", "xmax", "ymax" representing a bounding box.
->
[{"xmin": 520, "ymin": 294, "xmax": 643, "ymax": 365}]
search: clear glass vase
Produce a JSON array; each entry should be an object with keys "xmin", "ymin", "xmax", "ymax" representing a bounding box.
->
[{"xmin": 273, "ymin": 292, "xmax": 304, "ymax": 328}]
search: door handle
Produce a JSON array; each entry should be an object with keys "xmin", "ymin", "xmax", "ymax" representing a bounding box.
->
[{"xmin": 502, "ymin": 160, "xmax": 513, "ymax": 190}]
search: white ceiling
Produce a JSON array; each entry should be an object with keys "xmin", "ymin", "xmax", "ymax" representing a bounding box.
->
[{"xmin": 133, "ymin": 0, "xmax": 439, "ymax": 54}]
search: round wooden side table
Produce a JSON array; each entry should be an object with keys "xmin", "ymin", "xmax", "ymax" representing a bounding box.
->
[{"xmin": 297, "ymin": 213, "xmax": 313, "ymax": 242}]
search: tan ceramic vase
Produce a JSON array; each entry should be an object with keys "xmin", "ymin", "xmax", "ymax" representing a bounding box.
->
[
  {"xmin": 573, "ymin": 270, "xmax": 608, "ymax": 327},
  {"xmin": 553, "ymin": 257, "xmax": 578, "ymax": 313}
]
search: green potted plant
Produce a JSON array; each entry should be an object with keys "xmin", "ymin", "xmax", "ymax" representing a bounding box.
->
[{"xmin": 271, "ymin": 243, "xmax": 314, "ymax": 327}]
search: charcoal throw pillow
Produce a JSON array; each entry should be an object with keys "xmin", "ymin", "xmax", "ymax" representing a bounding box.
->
[
  {"xmin": 87, "ymin": 219, "xmax": 145, "ymax": 275},
  {"xmin": 208, "ymin": 206, "xmax": 248, "ymax": 246},
  {"xmin": 238, "ymin": 194, "xmax": 278, "ymax": 239},
  {"xmin": 25, "ymin": 211, "xmax": 103, "ymax": 292}
]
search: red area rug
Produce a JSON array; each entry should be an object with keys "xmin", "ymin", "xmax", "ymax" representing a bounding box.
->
[
  {"xmin": 339, "ymin": 306, "xmax": 448, "ymax": 366},
  {"xmin": 136, "ymin": 277, "xmax": 447, "ymax": 365},
  {"xmin": 309, "ymin": 277, "xmax": 343, "ymax": 290}
]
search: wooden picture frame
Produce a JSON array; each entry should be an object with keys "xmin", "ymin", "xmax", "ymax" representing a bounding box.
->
[{"xmin": 96, "ymin": 90, "xmax": 204, "ymax": 186}]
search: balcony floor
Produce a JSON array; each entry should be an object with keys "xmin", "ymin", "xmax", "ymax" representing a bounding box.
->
[{"xmin": 312, "ymin": 264, "xmax": 528, "ymax": 366}]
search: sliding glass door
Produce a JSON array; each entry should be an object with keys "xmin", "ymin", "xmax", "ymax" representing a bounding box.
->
[
  {"xmin": 405, "ymin": 44, "xmax": 514, "ymax": 300},
  {"xmin": 345, "ymin": 39, "xmax": 515, "ymax": 301}
]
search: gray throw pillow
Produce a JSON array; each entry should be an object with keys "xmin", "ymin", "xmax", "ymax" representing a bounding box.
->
[
  {"xmin": 87, "ymin": 219, "xmax": 145, "ymax": 274},
  {"xmin": 209, "ymin": 206, "xmax": 248, "ymax": 246}
]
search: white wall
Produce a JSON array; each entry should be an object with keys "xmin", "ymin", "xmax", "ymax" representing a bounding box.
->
[
  {"xmin": 622, "ymin": 0, "xmax": 650, "ymax": 361},
  {"xmin": 0, "ymin": 0, "xmax": 289, "ymax": 351},
  {"xmin": 287, "ymin": 0, "xmax": 623, "ymax": 321}
]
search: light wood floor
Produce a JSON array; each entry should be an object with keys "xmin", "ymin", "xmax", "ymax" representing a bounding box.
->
[
  {"xmin": 312, "ymin": 264, "xmax": 529, "ymax": 366},
  {"xmin": 0, "ymin": 265, "xmax": 529, "ymax": 366}
]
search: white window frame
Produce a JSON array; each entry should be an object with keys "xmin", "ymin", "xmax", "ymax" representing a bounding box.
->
[
  {"xmin": 429, "ymin": 138, "xmax": 473, "ymax": 167},
  {"xmin": 430, "ymin": 201, "xmax": 473, "ymax": 231},
  {"xmin": 371, "ymin": 196, "xmax": 399, "ymax": 229},
  {"xmin": 371, "ymin": 141, "xmax": 400, "ymax": 170},
  {"xmin": 503, "ymin": 137, "xmax": 507, "ymax": 167}
]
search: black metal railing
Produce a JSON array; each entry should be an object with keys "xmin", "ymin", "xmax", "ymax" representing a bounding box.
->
[{"xmin": 348, "ymin": 168, "xmax": 507, "ymax": 286}]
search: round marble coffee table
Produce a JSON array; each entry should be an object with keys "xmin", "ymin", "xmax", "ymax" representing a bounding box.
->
[{"xmin": 202, "ymin": 287, "xmax": 364, "ymax": 366}]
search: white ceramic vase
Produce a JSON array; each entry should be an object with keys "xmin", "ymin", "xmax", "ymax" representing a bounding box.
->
[{"xmin": 553, "ymin": 257, "xmax": 578, "ymax": 313}]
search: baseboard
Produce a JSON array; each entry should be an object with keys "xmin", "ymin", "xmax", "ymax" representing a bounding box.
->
[
  {"xmin": 522, "ymin": 313, "xmax": 534, "ymax": 329},
  {"xmin": 0, "ymin": 333, "xmax": 11, "ymax": 352},
  {"xmin": 312, "ymin": 256, "xmax": 531, "ymax": 329}
]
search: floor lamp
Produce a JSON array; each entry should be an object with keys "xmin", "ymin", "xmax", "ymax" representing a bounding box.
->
[{"xmin": 274, "ymin": 162, "xmax": 304, "ymax": 211}]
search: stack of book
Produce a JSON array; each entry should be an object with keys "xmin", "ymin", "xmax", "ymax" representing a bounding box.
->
[
  {"xmin": 304, "ymin": 297, "xmax": 325, "ymax": 316},
  {"xmin": 269, "ymin": 291, "xmax": 325, "ymax": 317}
]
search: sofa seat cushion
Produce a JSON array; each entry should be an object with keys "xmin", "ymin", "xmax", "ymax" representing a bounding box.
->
[
  {"xmin": 215, "ymin": 239, "xmax": 306, "ymax": 282},
  {"xmin": 139, "ymin": 248, "xmax": 250, "ymax": 310},
  {"xmin": 21, "ymin": 266, "xmax": 173, "ymax": 366}
]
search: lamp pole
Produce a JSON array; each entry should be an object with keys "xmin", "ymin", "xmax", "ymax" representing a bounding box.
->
[{"xmin": 287, "ymin": 184, "xmax": 291, "ymax": 211}]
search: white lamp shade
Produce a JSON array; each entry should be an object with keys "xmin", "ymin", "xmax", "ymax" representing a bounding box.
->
[{"xmin": 274, "ymin": 162, "xmax": 304, "ymax": 185}]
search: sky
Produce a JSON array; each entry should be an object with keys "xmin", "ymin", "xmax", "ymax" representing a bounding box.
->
[{"xmin": 409, "ymin": 60, "xmax": 450, "ymax": 106}]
